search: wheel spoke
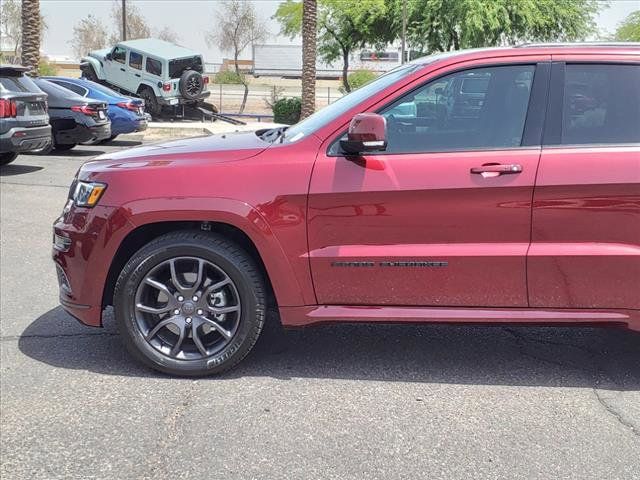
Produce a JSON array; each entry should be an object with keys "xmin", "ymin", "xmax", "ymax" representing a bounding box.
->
[
  {"xmin": 201, "ymin": 317, "xmax": 232, "ymax": 339},
  {"xmin": 170, "ymin": 324, "xmax": 187, "ymax": 356},
  {"xmin": 191, "ymin": 323, "xmax": 208, "ymax": 356},
  {"xmin": 136, "ymin": 303, "xmax": 172, "ymax": 315},
  {"xmin": 169, "ymin": 259, "xmax": 188, "ymax": 293},
  {"xmin": 184, "ymin": 259, "xmax": 205, "ymax": 296},
  {"xmin": 207, "ymin": 305, "xmax": 240, "ymax": 316},
  {"xmin": 203, "ymin": 278, "xmax": 231, "ymax": 298},
  {"xmin": 146, "ymin": 316, "xmax": 177, "ymax": 340},
  {"xmin": 144, "ymin": 278, "xmax": 175, "ymax": 305}
]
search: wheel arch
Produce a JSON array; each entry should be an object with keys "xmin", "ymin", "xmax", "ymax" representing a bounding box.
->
[
  {"xmin": 136, "ymin": 81, "xmax": 160, "ymax": 96},
  {"xmin": 80, "ymin": 57, "xmax": 105, "ymax": 80}
]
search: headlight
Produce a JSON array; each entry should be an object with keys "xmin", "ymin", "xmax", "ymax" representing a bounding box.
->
[{"xmin": 72, "ymin": 181, "xmax": 107, "ymax": 207}]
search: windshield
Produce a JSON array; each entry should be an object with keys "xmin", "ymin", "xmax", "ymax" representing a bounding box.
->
[{"xmin": 283, "ymin": 63, "xmax": 422, "ymax": 143}]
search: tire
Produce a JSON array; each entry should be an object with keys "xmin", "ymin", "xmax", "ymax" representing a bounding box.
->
[
  {"xmin": 179, "ymin": 70, "xmax": 203, "ymax": 100},
  {"xmin": 82, "ymin": 64, "xmax": 99, "ymax": 82},
  {"xmin": 139, "ymin": 87, "xmax": 161, "ymax": 119},
  {"xmin": 0, "ymin": 152, "xmax": 18, "ymax": 166},
  {"xmin": 54, "ymin": 143, "xmax": 76, "ymax": 151},
  {"xmin": 114, "ymin": 231, "xmax": 266, "ymax": 377}
]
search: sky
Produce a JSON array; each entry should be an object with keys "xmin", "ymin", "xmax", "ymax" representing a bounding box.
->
[{"xmin": 38, "ymin": 0, "xmax": 640, "ymax": 62}]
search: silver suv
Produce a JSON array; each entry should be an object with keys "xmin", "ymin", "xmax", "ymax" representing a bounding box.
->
[
  {"xmin": 0, "ymin": 65, "xmax": 51, "ymax": 165},
  {"xmin": 80, "ymin": 38, "xmax": 210, "ymax": 118}
]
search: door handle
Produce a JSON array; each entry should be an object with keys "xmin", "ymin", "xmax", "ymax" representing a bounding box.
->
[
  {"xmin": 135, "ymin": 73, "xmax": 141, "ymax": 77},
  {"xmin": 470, "ymin": 163, "xmax": 522, "ymax": 178},
  {"xmin": 120, "ymin": 68, "xmax": 125, "ymax": 72}
]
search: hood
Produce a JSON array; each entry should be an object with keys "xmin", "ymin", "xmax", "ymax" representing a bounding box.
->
[
  {"xmin": 87, "ymin": 48, "xmax": 111, "ymax": 60},
  {"xmin": 81, "ymin": 131, "xmax": 271, "ymax": 176}
]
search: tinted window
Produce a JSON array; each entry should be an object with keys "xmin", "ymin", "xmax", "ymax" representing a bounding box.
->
[
  {"xmin": 113, "ymin": 46, "xmax": 126, "ymax": 64},
  {"xmin": 286, "ymin": 63, "xmax": 422, "ymax": 143},
  {"xmin": 52, "ymin": 81, "xmax": 87, "ymax": 96},
  {"xmin": 129, "ymin": 51, "xmax": 143, "ymax": 70},
  {"xmin": 168, "ymin": 56, "xmax": 203, "ymax": 78},
  {"xmin": 380, "ymin": 65, "xmax": 535, "ymax": 153},
  {"xmin": 0, "ymin": 75, "xmax": 41, "ymax": 93},
  {"xmin": 146, "ymin": 57, "xmax": 162, "ymax": 76},
  {"xmin": 562, "ymin": 64, "xmax": 640, "ymax": 145}
]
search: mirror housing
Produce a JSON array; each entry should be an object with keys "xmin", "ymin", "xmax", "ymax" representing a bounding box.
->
[
  {"xmin": 105, "ymin": 53, "xmax": 112, "ymax": 61},
  {"xmin": 340, "ymin": 113, "xmax": 387, "ymax": 155}
]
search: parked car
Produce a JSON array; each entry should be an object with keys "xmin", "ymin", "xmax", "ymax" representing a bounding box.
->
[
  {"xmin": 43, "ymin": 76, "xmax": 146, "ymax": 142},
  {"xmin": 53, "ymin": 43, "xmax": 640, "ymax": 377},
  {"xmin": 0, "ymin": 65, "xmax": 51, "ymax": 165},
  {"xmin": 80, "ymin": 38, "xmax": 210, "ymax": 118},
  {"xmin": 33, "ymin": 78, "xmax": 111, "ymax": 152}
]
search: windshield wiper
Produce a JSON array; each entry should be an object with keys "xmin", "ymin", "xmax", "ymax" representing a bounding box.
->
[{"xmin": 260, "ymin": 126, "xmax": 288, "ymax": 143}]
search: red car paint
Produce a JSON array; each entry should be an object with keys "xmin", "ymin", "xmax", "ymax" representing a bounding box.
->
[{"xmin": 53, "ymin": 45, "xmax": 640, "ymax": 332}]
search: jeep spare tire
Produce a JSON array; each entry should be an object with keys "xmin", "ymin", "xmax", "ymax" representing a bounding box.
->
[{"xmin": 179, "ymin": 70, "xmax": 204, "ymax": 100}]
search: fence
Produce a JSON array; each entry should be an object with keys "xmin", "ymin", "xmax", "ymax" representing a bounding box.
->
[{"xmin": 209, "ymin": 83, "xmax": 345, "ymax": 116}]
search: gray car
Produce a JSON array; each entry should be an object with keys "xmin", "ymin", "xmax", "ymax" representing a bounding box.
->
[{"xmin": 0, "ymin": 65, "xmax": 51, "ymax": 165}]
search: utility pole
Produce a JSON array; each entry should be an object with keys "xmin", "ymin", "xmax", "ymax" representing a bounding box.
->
[
  {"xmin": 401, "ymin": 0, "xmax": 407, "ymax": 63},
  {"xmin": 122, "ymin": 0, "xmax": 127, "ymax": 41}
]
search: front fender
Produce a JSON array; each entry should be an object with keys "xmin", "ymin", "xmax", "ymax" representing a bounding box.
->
[
  {"xmin": 121, "ymin": 197, "xmax": 312, "ymax": 307},
  {"xmin": 80, "ymin": 56, "xmax": 105, "ymax": 80}
]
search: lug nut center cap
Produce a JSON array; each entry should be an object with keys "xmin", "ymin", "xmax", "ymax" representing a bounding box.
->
[{"xmin": 181, "ymin": 302, "xmax": 196, "ymax": 315}]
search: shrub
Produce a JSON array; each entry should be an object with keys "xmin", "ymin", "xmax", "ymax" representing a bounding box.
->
[
  {"xmin": 38, "ymin": 59, "xmax": 58, "ymax": 76},
  {"xmin": 213, "ymin": 70, "xmax": 246, "ymax": 84},
  {"xmin": 272, "ymin": 97, "xmax": 301, "ymax": 124},
  {"xmin": 340, "ymin": 69, "xmax": 377, "ymax": 93}
]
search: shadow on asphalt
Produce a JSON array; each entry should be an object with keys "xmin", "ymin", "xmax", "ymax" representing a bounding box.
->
[
  {"xmin": 19, "ymin": 306, "xmax": 640, "ymax": 388},
  {"xmin": 0, "ymin": 164, "xmax": 44, "ymax": 176},
  {"xmin": 104, "ymin": 140, "xmax": 143, "ymax": 147},
  {"xmin": 34, "ymin": 148, "xmax": 106, "ymax": 157}
]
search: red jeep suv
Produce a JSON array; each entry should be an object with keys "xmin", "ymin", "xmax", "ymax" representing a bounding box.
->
[{"xmin": 53, "ymin": 44, "xmax": 640, "ymax": 376}]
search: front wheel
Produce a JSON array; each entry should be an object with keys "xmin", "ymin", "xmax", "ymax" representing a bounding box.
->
[{"xmin": 114, "ymin": 231, "xmax": 266, "ymax": 376}]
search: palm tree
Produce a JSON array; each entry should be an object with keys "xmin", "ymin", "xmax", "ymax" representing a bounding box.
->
[
  {"xmin": 21, "ymin": 0, "xmax": 40, "ymax": 75},
  {"xmin": 300, "ymin": 0, "xmax": 317, "ymax": 119}
]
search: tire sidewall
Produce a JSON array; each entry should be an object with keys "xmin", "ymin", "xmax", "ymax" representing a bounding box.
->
[
  {"xmin": 115, "ymin": 237, "xmax": 264, "ymax": 376},
  {"xmin": 179, "ymin": 70, "xmax": 203, "ymax": 100}
]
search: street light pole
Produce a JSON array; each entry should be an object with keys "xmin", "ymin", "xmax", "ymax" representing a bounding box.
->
[
  {"xmin": 122, "ymin": 0, "xmax": 127, "ymax": 41},
  {"xmin": 401, "ymin": 0, "xmax": 407, "ymax": 63}
]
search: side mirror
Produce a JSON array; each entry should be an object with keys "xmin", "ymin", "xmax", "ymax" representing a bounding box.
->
[
  {"xmin": 106, "ymin": 53, "xmax": 112, "ymax": 61},
  {"xmin": 340, "ymin": 113, "xmax": 387, "ymax": 155}
]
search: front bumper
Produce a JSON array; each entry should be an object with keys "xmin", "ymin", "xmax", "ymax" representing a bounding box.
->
[
  {"xmin": 52, "ymin": 201, "xmax": 133, "ymax": 327},
  {"xmin": 0, "ymin": 124, "xmax": 51, "ymax": 153}
]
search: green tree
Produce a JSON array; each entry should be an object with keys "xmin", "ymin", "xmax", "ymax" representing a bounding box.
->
[
  {"xmin": 399, "ymin": 0, "xmax": 600, "ymax": 54},
  {"xmin": 614, "ymin": 10, "xmax": 640, "ymax": 41},
  {"xmin": 275, "ymin": 0, "xmax": 393, "ymax": 92}
]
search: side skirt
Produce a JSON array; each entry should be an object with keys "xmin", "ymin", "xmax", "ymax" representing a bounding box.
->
[{"xmin": 279, "ymin": 305, "xmax": 640, "ymax": 332}]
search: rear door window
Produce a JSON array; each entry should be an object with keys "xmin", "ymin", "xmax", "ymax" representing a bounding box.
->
[
  {"xmin": 561, "ymin": 64, "xmax": 640, "ymax": 145},
  {"xmin": 52, "ymin": 81, "xmax": 88, "ymax": 97},
  {"xmin": 146, "ymin": 57, "xmax": 162, "ymax": 76},
  {"xmin": 129, "ymin": 51, "xmax": 143, "ymax": 70}
]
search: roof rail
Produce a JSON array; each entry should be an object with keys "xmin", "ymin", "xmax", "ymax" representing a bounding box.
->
[{"xmin": 515, "ymin": 42, "xmax": 640, "ymax": 48}]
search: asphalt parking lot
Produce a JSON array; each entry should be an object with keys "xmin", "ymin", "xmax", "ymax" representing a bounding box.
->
[{"xmin": 1, "ymin": 141, "xmax": 639, "ymax": 479}]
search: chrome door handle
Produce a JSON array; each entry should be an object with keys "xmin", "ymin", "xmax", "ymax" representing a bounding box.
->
[{"xmin": 470, "ymin": 163, "xmax": 522, "ymax": 178}]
